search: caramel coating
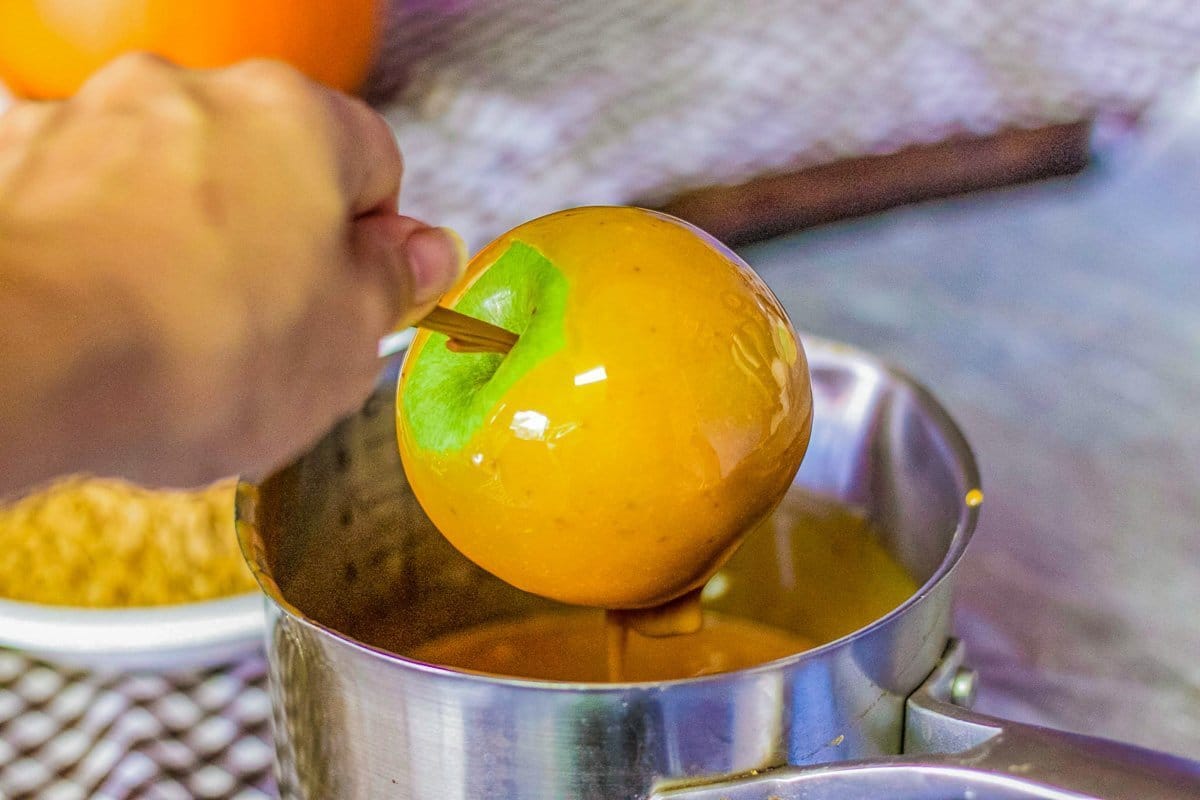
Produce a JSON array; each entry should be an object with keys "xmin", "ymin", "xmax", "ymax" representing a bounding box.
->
[{"xmin": 398, "ymin": 207, "xmax": 812, "ymax": 608}]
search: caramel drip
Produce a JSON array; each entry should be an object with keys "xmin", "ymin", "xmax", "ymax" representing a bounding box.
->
[
  {"xmin": 604, "ymin": 613, "xmax": 629, "ymax": 682},
  {"xmin": 604, "ymin": 588, "xmax": 705, "ymax": 680}
]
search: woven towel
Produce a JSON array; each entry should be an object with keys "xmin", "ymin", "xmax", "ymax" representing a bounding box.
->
[
  {"xmin": 373, "ymin": 0, "xmax": 1200, "ymax": 247},
  {"xmin": 0, "ymin": 651, "xmax": 273, "ymax": 799}
]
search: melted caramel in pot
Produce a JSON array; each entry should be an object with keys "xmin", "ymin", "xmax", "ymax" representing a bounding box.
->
[
  {"xmin": 412, "ymin": 609, "xmax": 812, "ymax": 683},
  {"xmin": 405, "ymin": 490, "xmax": 919, "ymax": 683}
]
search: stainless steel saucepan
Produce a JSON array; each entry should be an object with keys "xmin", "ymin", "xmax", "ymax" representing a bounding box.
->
[{"xmin": 236, "ymin": 336, "xmax": 1200, "ymax": 799}]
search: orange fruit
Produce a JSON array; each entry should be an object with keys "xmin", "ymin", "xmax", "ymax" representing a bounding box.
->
[
  {"xmin": 398, "ymin": 207, "xmax": 813, "ymax": 609},
  {"xmin": 0, "ymin": 0, "xmax": 380, "ymax": 99}
]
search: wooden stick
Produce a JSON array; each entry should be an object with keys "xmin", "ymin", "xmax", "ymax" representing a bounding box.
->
[{"xmin": 417, "ymin": 306, "xmax": 519, "ymax": 354}]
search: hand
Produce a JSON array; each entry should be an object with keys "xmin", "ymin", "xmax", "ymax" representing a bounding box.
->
[{"xmin": 0, "ymin": 54, "xmax": 464, "ymax": 493}]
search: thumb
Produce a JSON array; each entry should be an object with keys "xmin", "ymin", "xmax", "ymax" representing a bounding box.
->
[{"xmin": 351, "ymin": 214, "xmax": 467, "ymax": 330}]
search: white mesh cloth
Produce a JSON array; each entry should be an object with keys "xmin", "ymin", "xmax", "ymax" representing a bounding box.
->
[{"xmin": 374, "ymin": 0, "xmax": 1200, "ymax": 246}]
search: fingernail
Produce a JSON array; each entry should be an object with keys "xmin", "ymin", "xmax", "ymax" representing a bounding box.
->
[{"xmin": 404, "ymin": 226, "xmax": 468, "ymax": 305}]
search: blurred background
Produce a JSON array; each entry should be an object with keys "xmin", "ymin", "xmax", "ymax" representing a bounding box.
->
[{"xmin": 1, "ymin": 1, "xmax": 1198, "ymax": 797}]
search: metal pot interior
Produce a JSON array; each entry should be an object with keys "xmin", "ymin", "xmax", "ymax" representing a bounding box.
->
[{"xmin": 238, "ymin": 336, "xmax": 980, "ymax": 674}]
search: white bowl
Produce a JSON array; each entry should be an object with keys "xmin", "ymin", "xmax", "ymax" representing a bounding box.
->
[{"xmin": 0, "ymin": 592, "xmax": 265, "ymax": 671}]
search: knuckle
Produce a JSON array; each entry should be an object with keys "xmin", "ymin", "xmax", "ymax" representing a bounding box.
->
[
  {"xmin": 94, "ymin": 51, "xmax": 176, "ymax": 86},
  {"xmin": 223, "ymin": 59, "xmax": 316, "ymax": 106},
  {"xmin": 75, "ymin": 51, "xmax": 186, "ymax": 106},
  {"xmin": 2, "ymin": 99, "xmax": 56, "ymax": 128},
  {"xmin": 368, "ymin": 106, "xmax": 403, "ymax": 171},
  {"xmin": 110, "ymin": 51, "xmax": 174, "ymax": 71},
  {"xmin": 0, "ymin": 101, "xmax": 60, "ymax": 149}
]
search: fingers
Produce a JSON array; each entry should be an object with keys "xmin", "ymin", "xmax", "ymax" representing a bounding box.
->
[
  {"xmin": 202, "ymin": 58, "xmax": 400, "ymax": 216},
  {"xmin": 349, "ymin": 214, "xmax": 467, "ymax": 333},
  {"xmin": 403, "ymin": 226, "xmax": 469, "ymax": 316},
  {"xmin": 325, "ymin": 90, "xmax": 404, "ymax": 217},
  {"xmin": 82, "ymin": 55, "xmax": 403, "ymax": 220}
]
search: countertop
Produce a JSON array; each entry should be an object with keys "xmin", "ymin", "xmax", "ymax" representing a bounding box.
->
[{"xmin": 741, "ymin": 76, "xmax": 1200, "ymax": 759}]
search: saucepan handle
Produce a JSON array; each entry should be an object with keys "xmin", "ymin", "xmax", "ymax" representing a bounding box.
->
[{"xmin": 653, "ymin": 641, "xmax": 1200, "ymax": 800}]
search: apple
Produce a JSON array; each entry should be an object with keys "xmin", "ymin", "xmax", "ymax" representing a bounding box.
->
[{"xmin": 397, "ymin": 207, "xmax": 812, "ymax": 609}]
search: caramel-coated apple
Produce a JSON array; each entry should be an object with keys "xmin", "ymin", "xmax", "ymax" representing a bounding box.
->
[{"xmin": 397, "ymin": 207, "xmax": 812, "ymax": 609}]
